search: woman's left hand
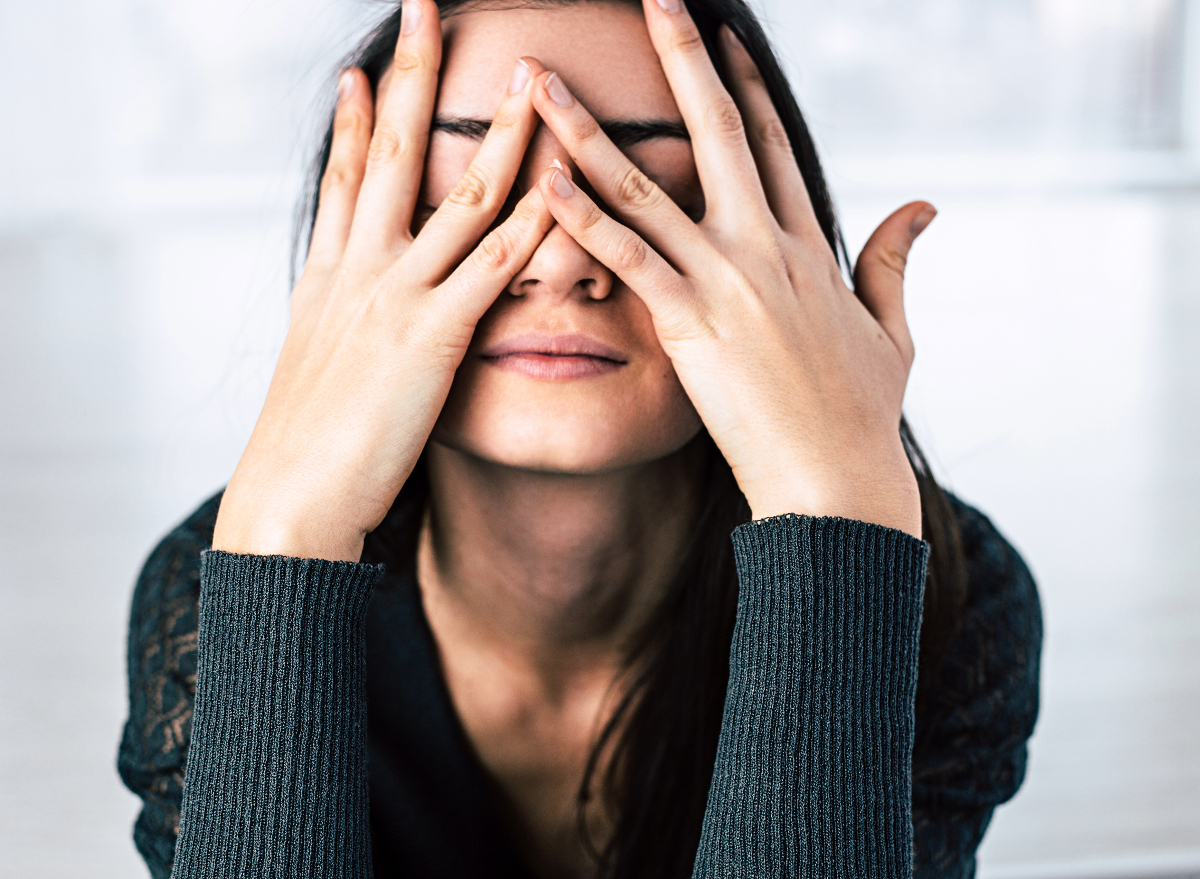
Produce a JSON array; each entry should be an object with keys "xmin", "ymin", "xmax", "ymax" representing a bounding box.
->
[{"xmin": 529, "ymin": 0, "xmax": 934, "ymax": 537}]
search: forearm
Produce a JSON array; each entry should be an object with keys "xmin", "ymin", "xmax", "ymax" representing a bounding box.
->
[
  {"xmin": 692, "ymin": 515, "xmax": 927, "ymax": 878},
  {"xmin": 172, "ymin": 551, "xmax": 381, "ymax": 879}
]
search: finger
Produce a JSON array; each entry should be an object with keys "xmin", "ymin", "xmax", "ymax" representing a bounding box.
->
[
  {"xmin": 307, "ymin": 68, "xmax": 374, "ymax": 271},
  {"xmin": 528, "ymin": 69, "xmax": 707, "ymax": 271},
  {"xmin": 436, "ymin": 185, "xmax": 556, "ymax": 317},
  {"xmin": 717, "ymin": 27, "xmax": 824, "ymax": 244},
  {"xmin": 405, "ymin": 58, "xmax": 542, "ymax": 286},
  {"xmin": 640, "ymin": 0, "xmax": 771, "ymax": 228},
  {"xmin": 853, "ymin": 201, "xmax": 937, "ymax": 366},
  {"xmin": 538, "ymin": 167, "xmax": 692, "ymax": 330},
  {"xmin": 346, "ymin": 0, "xmax": 441, "ymax": 257}
]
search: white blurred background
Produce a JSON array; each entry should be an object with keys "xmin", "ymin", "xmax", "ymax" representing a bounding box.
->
[{"xmin": 1, "ymin": 0, "xmax": 1198, "ymax": 876}]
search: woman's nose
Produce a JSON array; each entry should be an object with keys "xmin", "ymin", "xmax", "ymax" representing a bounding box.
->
[
  {"xmin": 507, "ymin": 131, "xmax": 612, "ymax": 301},
  {"xmin": 506, "ymin": 223, "xmax": 613, "ymax": 301}
]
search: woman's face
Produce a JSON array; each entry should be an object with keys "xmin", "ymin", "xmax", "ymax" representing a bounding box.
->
[{"xmin": 415, "ymin": 1, "xmax": 705, "ymax": 474}]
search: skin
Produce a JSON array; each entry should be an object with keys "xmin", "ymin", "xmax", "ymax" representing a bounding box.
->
[{"xmin": 211, "ymin": 0, "xmax": 935, "ymax": 875}]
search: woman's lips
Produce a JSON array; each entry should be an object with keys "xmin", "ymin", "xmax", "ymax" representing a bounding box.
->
[{"xmin": 480, "ymin": 333, "xmax": 627, "ymax": 380}]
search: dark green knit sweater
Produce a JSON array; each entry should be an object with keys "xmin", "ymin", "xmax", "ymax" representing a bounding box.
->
[{"xmin": 119, "ymin": 487, "xmax": 1041, "ymax": 878}]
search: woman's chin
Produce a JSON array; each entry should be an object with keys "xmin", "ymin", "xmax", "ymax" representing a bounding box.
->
[
  {"xmin": 430, "ymin": 427, "xmax": 651, "ymax": 476},
  {"xmin": 430, "ymin": 412, "xmax": 702, "ymax": 477},
  {"xmin": 431, "ymin": 374, "xmax": 703, "ymax": 476}
]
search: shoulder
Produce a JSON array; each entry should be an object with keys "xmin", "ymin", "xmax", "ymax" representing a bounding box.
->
[
  {"xmin": 124, "ymin": 489, "xmax": 224, "ymax": 725},
  {"xmin": 123, "ymin": 488, "xmax": 223, "ymax": 721},
  {"xmin": 126, "ymin": 492, "xmax": 222, "ymax": 661},
  {"xmin": 941, "ymin": 493, "xmax": 1042, "ymax": 708},
  {"xmin": 950, "ymin": 495, "xmax": 1038, "ymax": 614},
  {"xmin": 119, "ymin": 492, "xmax": 223, "ymax": 874},
  {"xmin": 129, "ymin": 490, "xmax": 221, "ymax": 646},
  {"xmin": 914, "ymin": 492, "xmax": 1043, "ymax": 796},
  {"xmin": 135, "ymin": 492, "xmax": 222, "ymax": 607},
  {"xmin": 910, "ymin": 495, "xmax": 1042, "ymax": 875}
]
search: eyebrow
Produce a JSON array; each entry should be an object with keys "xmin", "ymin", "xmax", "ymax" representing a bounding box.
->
[{"xmin": 432, "ymin": 115, "xmax": 690, "ymax": 149}]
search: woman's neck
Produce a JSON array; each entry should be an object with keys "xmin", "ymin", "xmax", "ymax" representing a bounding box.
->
[
  {"xmin": 415, "ymin": 438, "xmax": 704, "ymax": 879},
  {"xmin": 417, "ymin": 437, "xmax": 703, "ymax": 679}
]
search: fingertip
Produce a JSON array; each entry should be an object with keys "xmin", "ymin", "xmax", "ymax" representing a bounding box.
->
[
  {"xmin": 549, "ymin": 168, "xmax": 576, "ymax": 199},
  {"xmin": 333, "ymin": 69, "xmax": 372, "ymax": 125},
  {"xmin": 543, "ymin": 72, "xmax": 575, "ymax": 108},
  {"xmin": 519, "ymin": 56, "xmax": 547, "ymax": 76},
  {"xmin": 396, "ymin": 0, "xmax": 441, "ymax": 61},
  {"xmin": 537, "ymin": 159, "xmax": 577, "ymax": 198},
  {"xmin": 908, "ymin": 202, "xmax": 937, "ymax": 239},
  {"xmin": 400, "ymin": 0, "xmax": 422, "ymax": 36},
  {"xmin": 528, "ymin": 69, "xmax": 556, "ymax": 109},
  {"xmin": 338, "ymin": 68, "xmax": 372, "ymax": 105}
]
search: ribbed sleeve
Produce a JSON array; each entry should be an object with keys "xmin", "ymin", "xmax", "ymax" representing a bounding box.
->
[
  {"xmin": 171, "ymin": 551, "xmax": 383, "ymax": 879},
  {"xmin": 692, "ymin": 515, "xmax": 928, "ymax": 879}
]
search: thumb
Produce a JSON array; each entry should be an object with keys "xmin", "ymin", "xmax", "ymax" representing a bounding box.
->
[{"xmin": 852, "ymin": 201, "xmax": 936, "ymax": 365}]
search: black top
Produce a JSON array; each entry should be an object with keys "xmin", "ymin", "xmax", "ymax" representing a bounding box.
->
[{"xmin": 118, "ymin": 485, "xmax": 1040, "ymax": 879}]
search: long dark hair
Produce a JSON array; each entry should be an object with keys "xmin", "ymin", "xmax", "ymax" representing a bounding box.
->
[{"xmin": 299, "ymin": 2, "xmax": 968, "ymax": 876}]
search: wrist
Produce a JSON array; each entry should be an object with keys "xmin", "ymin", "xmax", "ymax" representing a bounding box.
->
[
  {"xmin": 741, "ymin": 442, "xmax": 921, "ymax": 538},
  {"xmin": 212, "ymin": 483, "xmax": 368, "ymax": 563}
]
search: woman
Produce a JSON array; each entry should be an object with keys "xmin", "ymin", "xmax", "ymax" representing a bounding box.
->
[{"xmin": 118, "ymin": 0, "xmax": 1042, "ymax": 876}]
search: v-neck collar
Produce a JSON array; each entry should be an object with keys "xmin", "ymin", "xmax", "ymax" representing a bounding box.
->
[{"xmin": 360, "ymin": 471, "xmax": 535, "ymax": 879}]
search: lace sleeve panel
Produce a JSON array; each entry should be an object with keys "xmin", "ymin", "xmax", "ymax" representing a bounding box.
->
[
  {"xmin": 911, "ymin": 498, "xmax": 1044, "ymax": 878},
  {"xmin": 117, "ymin": 493, "xmax": 221, "ymax": 879}
]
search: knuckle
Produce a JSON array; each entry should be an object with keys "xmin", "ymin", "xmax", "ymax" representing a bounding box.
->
[
  {"xmin": 578, "ymin": 201, "xmax": 606, "ymax": 232},
  {"xmin": 367, "ymin": 126, "xmax": 405, "ymax": 166},
  {"xmin": 446, "ymin": 169, "xmax": 494, "ymax": 210},
  {"xmin": 876, "ymin": 244, "xmax": 909, "ymax": 278},
  {"xmin": 489, "ymin": 109, "xmax": 521, "ymax": 132},
  {"xmin": 509, "ymin": 200, "xmax": 541, "ymax": 227},
  {"xmin": 477, "ymin": 229, "xmax": 515, "ymax": 271},
  {"xmin": 613, "ymin": 165, "xmax": 662, "ymax": 211},
  {"xmin": 670, "ymin": 23, "xmax": 707, "ymax": 56},
  {"xmin": 705, "ymin": 98, "xmax": 746, "ymax": 141},
  {"xmin": 320, "ymin": 164, "xmax": 355, "ymax": 194},
  {"xmin": 613, "ymin": 232, "xmax": 649, "ymax": 272},
  {"xmin": 568, "ymin": 112, "xmax": 602, "ymax": 144},
  {"xmin": 333, "ymin": 108, "xmax": 369, "ymax": 140},
  {"xmin": 391, "ymin": 49, "xmax": 428, "ymax": 76},
  {"xmin": 758, "ymin": 117, "xmax": 791, "ymax": 151}
]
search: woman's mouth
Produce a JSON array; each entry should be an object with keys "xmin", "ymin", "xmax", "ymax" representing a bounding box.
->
[{"xmin": 480, "ymin": 333, "xmax": 627, "ymax": 380}]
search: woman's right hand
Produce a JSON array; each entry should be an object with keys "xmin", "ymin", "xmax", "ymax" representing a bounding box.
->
[{"xmin": 212, "ymin": 0, "xmax": 553, "ymax": 562}]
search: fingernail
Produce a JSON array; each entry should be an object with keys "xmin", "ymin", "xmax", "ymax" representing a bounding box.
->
[
  {"xmin": 508, "ymin": 59, "xmax": 532, "ymax": 95},
  {"xmin": 550, "ymin": 169, "xmax": 575, "ymax": 198},
  {"xmin": 550, "ymin": 158, "xmax": 566, "ymax": 173},
  {"xmin": 338, "ymin": 70, "xmax": 354, "ymax": 101},
  {"xmin": 400, "ymin": 0, "xmax": 421, "ymax": 36},
  {"xmin": 657, "ymin": 0, "xmax": 684, "ymax": 12},
  {"xmin": 545, "ymin": 73, "xmax": 574, "ymax": 108},
  {"xmin": 910, "ymin": 206, "xmax": 937, "ymax": 238}
]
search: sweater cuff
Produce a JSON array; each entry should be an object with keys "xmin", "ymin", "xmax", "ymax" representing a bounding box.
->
[
  {"xmin": 172, "ymin": 551, "xmax": 383, "ymax": 879},
  {"xmin": 693, "ymin": 515, "xmax": 928, "ymax": 879}
]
